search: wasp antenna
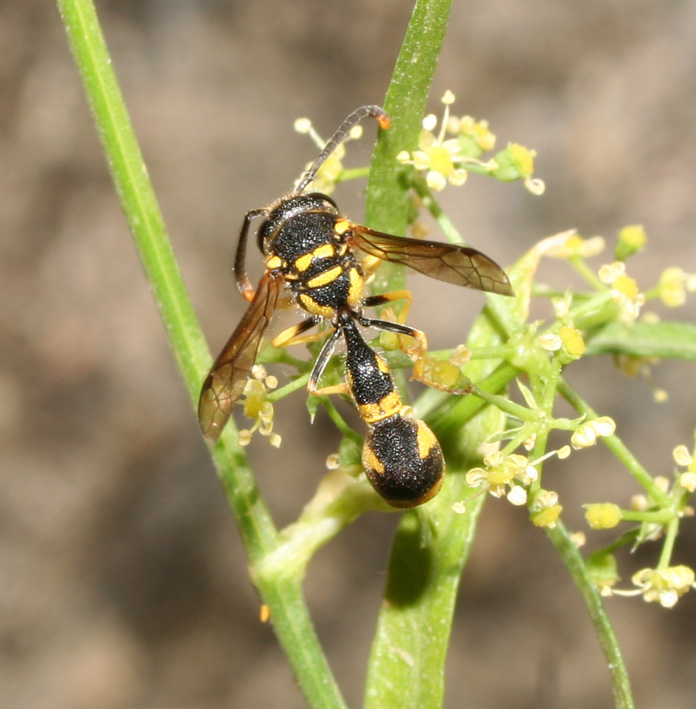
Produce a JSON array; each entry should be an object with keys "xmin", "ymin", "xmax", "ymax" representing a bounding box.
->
[{"xmin": 294, "ymin": 105, "xmax": 390, "ymax": 195}]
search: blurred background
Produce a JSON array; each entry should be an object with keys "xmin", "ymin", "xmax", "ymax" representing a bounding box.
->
[{"xmin": 2, "ymin": 1, "xmax": 696, "ymax": 707}]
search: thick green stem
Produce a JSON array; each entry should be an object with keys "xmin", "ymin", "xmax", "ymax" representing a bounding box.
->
[
  {"xmin": 365, "ymin": 0, "xmax": 453, "ymax": 296},
  {"xmin": 365, "ymin": 480, "xmax": 485, "ymax": 709}
]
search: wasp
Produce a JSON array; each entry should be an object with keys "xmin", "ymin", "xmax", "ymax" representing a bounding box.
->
[
  {"xmin": 199, "ymin": 105, "xmax": 513, "ymax": 505},
  {"xmin": 314, "ymin": 307, "xmax": 446, "ymax": 507}
]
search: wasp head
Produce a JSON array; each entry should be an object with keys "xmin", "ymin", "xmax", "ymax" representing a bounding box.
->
[{"xmin": 257, "ymin": 193, "xmax": 339, "ymax": 255}]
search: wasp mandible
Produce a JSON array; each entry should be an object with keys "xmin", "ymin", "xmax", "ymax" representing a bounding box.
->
[{"xmin": 198, "ymin": 105, "xmax": 513, "ymax": 504}]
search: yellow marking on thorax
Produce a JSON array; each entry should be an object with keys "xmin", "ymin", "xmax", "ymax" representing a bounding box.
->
[
  {"xmin": 266, "ymin": 254, "xmax": 283, "ymax": 270},
  {"xmin": 295, "ymin": 243, "xmax": 336, "ymax": 272},
  {"xmin": 294, "ymin": 253, "xmax": 313, "ymax": 272},
  {"xmin": 306, "ymin": 265, "xmax": 343, "ymax": 289},
  {"xmin": 312, "ymin": 243, "xmax": 335, "ymax": 259},
  {"xmin": 347, "ymin": 267, "xmax": 364, "ymax": 307},
  {"xmin": 334, "ymin": 219, "xmax": 351, "ymax": 235},
  {"xmin": 299, "ymin": 293, "xmax": 334, "ymax": 318}
]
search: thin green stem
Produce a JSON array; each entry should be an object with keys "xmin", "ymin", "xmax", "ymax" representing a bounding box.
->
[
  {"xmin": 657, "ymin": 519, "xmax": 680, "ymax": 568},
  {"xmin": 527, "ymin": 359, "xmax": 563, "ymax": 491},
  {"xmin": 545, "ymin": 522, "xmax": 635, "ymax": 709},
  {"xmin": 469, "ymin": 384, "xmax": 536, "ymax": 421},
  {"xmin": 266, "ymin": 373, "xmax": 310, "ymax": 403},
  {"xmin": 430, "ymin": 361, "xmax": 520, "ymax": 439},
  {"xmin": 321, "ymin": 398, "xmax": 363, "ymax": 444},
  {"xmin": 57, "ymin": 1, "xmax": 346, "ymax": 705},
  {"xmin": 558, "ymin": 378, "xmax": 671, "ymax": 506},
  {"xmin": 568, "ymin": 254, "xmax": 606, "ymax": 291},
  {"xmin": 336, "ymin": 167, "xmax": 371, "ymax": 182},
  {"xmin": 411, "ymin": 173, "xmax": 464, "ymax": 244}
]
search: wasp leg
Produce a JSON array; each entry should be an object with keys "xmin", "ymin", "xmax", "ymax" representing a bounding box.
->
[
  {"xmin": 359, "ymin": 253, "xmax": 385, "ymax": 281},
  {"xmin": 270, "ymin": 318, "xmax": 347, "ymax": 395},
  {"xmin": 306, "ymin": 326, "xmax": 349, "ymax": 397},
  {"xmin": 363, "ymin": 289, "xmax": 421, "ymax": 357},
  {"xmin": 270, "ymin": 316, "xmax": 322, "ymax": 349},
  {"xmin": 234, "ymin": 208, "xmax": 268, "ymax": 302},
  {"xmin": 357, "ymin": 315, "xmax": 471, "ymax": 395},
  {"xmin": 363, "ymin": 289, "xmax": 412, "ymax": 317}
]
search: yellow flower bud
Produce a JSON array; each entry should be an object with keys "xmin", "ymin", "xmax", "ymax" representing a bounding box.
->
[{"xmin": 585, "ymin": 503, "xmax": 622, "ymax": 529}]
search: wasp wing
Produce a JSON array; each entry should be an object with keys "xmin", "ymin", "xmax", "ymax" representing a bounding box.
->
[
  {"xmin": 350, "ymin": 225, "xmax": 514, "ymax": 296},
  {"xmin": 198, "ymin": 271, "xmax": 283, "ymax": 443}
]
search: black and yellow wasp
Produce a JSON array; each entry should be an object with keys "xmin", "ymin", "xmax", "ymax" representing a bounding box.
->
[
  {"xmin": 318, "ymin": 309, "xmax": 446, "ymax": 507},
  {"xmin": 198, "ymin": 105, "xmax": 513, "ymax": 507}
]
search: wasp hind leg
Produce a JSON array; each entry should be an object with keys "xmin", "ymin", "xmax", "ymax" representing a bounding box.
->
[
  {"xmin": 358, "ymin": 314, "xmax": 471, "ymax": 395},
  {"xmin": 363, "ymin": 289, "xmax": 418, "ymax": 355}
]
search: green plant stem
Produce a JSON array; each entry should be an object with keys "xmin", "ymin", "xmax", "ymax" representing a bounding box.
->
[
  {"xmin": 57, "ymin": 1, "xmax": 346, "ymax": 706},
  {"xmin": 557, "ymin": 378, "xmax": 671, "ymax": 507},
  {"xmin": 365, "ymin": 480, "xmax": 486, "ymax": 709},
  {"xmin": 545, "ymin": 522, "xmax": 635, "ymax": 709},
  {"xmin": 361, "ymin": 1, "xmax": 487, "ymax": 705},
  {"xmin": 365, "ymin": 0, "xmax": 454, "ymax": 296},
  {"xmin": 658, "ymin": 519, "xmax": 679, "ymax": 568},
  {"xmin": 430, "ymin": 361, "xmax": 520, "ymax": 439},
  {"xmin": 411, "ymin": 172, "xmax": 464, "ymax": 244}
]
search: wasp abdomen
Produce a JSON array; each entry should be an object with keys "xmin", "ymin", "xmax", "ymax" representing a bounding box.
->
[
  {"xmin": 362, "ymin": 415, "xmax": 445, "ymax": 508},
  {"xmin": 338, "ymin": 310, "xmax": 445, "ymax": 507}
]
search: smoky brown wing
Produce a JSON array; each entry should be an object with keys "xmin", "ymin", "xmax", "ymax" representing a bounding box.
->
[
  {"xmin": 198, "ymin": 271, "xmax": 283, "ymax": 443},
  {"xmin": 350, "ymin": 226, "xmax": 514, "ymax": 296}
]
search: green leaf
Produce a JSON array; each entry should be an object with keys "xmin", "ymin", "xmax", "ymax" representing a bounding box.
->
[{"xmin": 586, "ymin": 320, "xmax": 696, "ymax": 360}]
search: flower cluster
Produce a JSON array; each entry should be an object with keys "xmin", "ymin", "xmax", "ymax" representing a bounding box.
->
[
  {"xmin": 465, "ymin": 452, "xmax": 565, "ymax": 527},
  {"xmin": 529, "ymin": 489, "xmax": 563, "ymax": 528},
  {"xmin": 583, "ymin": 440, "xmax": 696, "ymax": 606},
  {"xmin": 545, "ymin": 232, "xmax": 606, "ymax": 260},
  {"xmin": 598, "ymin": 261, "xmax": 645, "ymax": 324},
  {"xmin": 570, "ymin": 417, "xmax": 616, "ymax": 450},
  {"xmin": 396, "ymin": 91, "xmax": 544, "ymax": 194},
  {"xmin": 238, "ymin": 366, "xmax": 281, "ymax": 448},
  {"xmin": 633, "ymin": 566, "xmax": 695, "ymax": 607},
  {"xmin": 619, "ymin": 566, "xmax": 696, "ymax": 609},
  {"xmin": 614, "ymin": 224, "xmax": 647, "ymax": 261},
  {"xmin": 538, "ymin": 325, "xmax": 586, "ymax": 364},
  {"xmin": 658, "ymin": 267, "xmax": 696, "ymax": 308},
  {"xmin": 673, "ymin": 444, "xmax": 696, "ymax": 493},
  {"xmin": 466, "ymin": 452, "xmax": 539, "ymax": 506}
]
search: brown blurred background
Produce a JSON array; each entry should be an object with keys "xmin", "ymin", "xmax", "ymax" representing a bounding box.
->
[{"xmin": 2, "ymin": 1, "xmax": 696, "ymax": 707}]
